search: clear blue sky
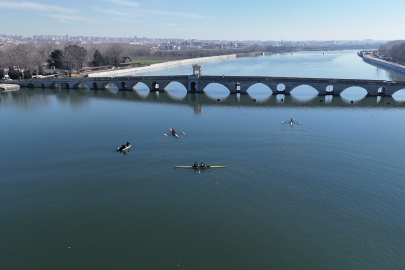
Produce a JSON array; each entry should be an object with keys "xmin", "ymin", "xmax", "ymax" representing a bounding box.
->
[{"xmin": 0, "ymin": 0, "xmax": 404, "ymax": 40}]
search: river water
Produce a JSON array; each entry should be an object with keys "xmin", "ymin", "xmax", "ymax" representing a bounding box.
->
[{"xmin": 1, "ymin": 50, "xmax": 405, "ymax": 270}]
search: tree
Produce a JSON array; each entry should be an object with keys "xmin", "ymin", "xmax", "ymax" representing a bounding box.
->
[
  {"xmin": 91, "ymin": 50, "xmax": 106, "ymax": 66},
  {"xmin": 48, "ymin": 49, "xmax": 63, "ymax": 68},
  {"xmin": 39, "ymin": 66, "xmax": 45, "ymax": 75},
  {"xmin": 24, "ymin": 68, "xmax": 32, "ymax": 79},
  {"xmin": 61, "ymin": 45, "xmax": 87, "ymax": 76},
  {"xmin": 0, "ymin": 51, "xmax": 6, "ymax": 69},
  {"xmin": 8, "ymin": 67, "xmax": 21, "ymax": 79},
  {"xmin": 105, "ymin": 44, "xmax": 123, "ymax": 67},
  {"xmin": 0, "ymin": 68, "xmax": 4, "ymax": 79}
]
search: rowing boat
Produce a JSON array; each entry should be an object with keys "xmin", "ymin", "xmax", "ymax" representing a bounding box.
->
[
  {"xmin": 174, "ymin": 166, "xmax": 226, "ymax": 169},
  {"xmin": 169, "ymin": 128, "xmax": 179, "ymax": 138},
  {"xmin": 117, "ymin": 145, "xmax": 131, "ymax": 151}
]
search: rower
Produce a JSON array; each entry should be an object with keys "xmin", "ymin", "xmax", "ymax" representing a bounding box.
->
[
  {"xmin": 201, "ymin": 162, "xmax": 206, "ymax": 167},
  {"xmin": 172, "ymin": 129, "xmax": 176, "ymax": 134},
  {"xmin": 290, "ymin": 118, "xmax": 293, "ymax": 124},
  {"xmin": 193, "ymin": 162, "xmax": 199, "ymax": 167},
  {"xmin": 126, "ymin": 142, "xmax": 130, "ymax": 146}
]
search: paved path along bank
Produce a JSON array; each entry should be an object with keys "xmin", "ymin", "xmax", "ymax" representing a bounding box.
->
[
  {"xmin": 363, "ymin": 55, "xmax": 405, "ymax": 75},
  {"xmin": 88, "ymin": 54, "xmax": 237, "ymax": 78}
]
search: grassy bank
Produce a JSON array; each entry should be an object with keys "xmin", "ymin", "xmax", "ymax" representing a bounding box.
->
[{"xmin": 131, "ymin": 59, "xmax": 167, "ymax": 64}]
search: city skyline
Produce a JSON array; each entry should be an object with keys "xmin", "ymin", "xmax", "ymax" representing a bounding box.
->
[{"xmin": 0, "ymin": 0, "xmax": 404, "ymax": 41}]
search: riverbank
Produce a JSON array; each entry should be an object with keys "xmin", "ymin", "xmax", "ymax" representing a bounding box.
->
[
  {"xmin": 87, "ymin": 54, "xmax": 237, "ymax": 78},
  {"xmin": 363, "ymin": 55, "xmax": 405, "ymax": 75}
]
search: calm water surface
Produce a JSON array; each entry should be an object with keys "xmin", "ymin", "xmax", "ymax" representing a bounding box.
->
[{"xmin": 1, "ymin": 51, "xmax": 405, "ymax": 269}]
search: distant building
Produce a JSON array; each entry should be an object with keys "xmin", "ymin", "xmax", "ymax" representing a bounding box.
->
[
  {"xmin": 228, "ymin": 42, "xmax": 237, "ymax": 48},
  {"xmin": 120, "ymin": 57, "xmax": 132, "ymax": 67}
]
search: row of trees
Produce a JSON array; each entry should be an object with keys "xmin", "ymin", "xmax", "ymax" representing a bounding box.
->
[
  {"xmin": 388, "ymin": 42, "xmax": 405, "ymax": 64},
  {"xmin": 379, "ymin": 40, "xmax": 405, "ymax": 63},
  {"xmin": 0, "ymin": 43, "xmax": 127, "ymax": 78},
  {"xmin": 48, "ymin": 45, "xmax": 87, "ymax": 76},
  {"xmin": 1, "ymin": 42, "xmax": 267, "ymax": 71}
]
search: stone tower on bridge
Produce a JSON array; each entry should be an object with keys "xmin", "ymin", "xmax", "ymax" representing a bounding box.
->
[{"xmin": 192, "ymin": 64, "xmax": 202, "ymax": 77}]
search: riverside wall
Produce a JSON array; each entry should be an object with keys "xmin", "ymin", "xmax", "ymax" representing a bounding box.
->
[
  {"xmin": 88, "ymin": 54, "xmax": 237, "ymax": 78},
  {"xmin": 363, "ymin": 55, "xmax": 405, "ymax": 74}
]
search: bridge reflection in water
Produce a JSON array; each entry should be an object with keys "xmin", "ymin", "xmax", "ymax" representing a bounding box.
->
[{"xmin": 2, "ymin": 88, "xmax": 405, "ymax": 114}]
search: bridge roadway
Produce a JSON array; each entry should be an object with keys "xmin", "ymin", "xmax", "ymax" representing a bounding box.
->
[{"xmin": 16, "ymin": 75, "xmax": 405, "ymax": 96}]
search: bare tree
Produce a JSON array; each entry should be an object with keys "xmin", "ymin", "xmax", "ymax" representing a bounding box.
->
[
  {"xmin": 104, "ymin": 43, "xmax": 123, "ymax": 67},
  {"xmin": 61, "ymin": 45, "xmax": 87, "ymax": 76},
  {"xmin": 35, "ymin": 44, "xmax": 56, "ymax": 68},
  {"xmin": 389, "ymin": 42, "xmax": 405, "ymax": 63},
  {"xmin": 0, "ymin": 50, "xmax": 6, "ymax": 69},
  {"xmin": 6, "ymin": 44, "xmax": 37, "ymax": 70}
]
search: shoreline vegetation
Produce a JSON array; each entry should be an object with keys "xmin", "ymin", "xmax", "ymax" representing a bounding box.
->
[
  {"xmin": 0, "ymin": 42, "xmax": 377, "ymax": 80},
  {"xmin": 359, "ymin": 40, "xmax": 405, "ymax": 76},
  {"xmin": 362, "ymin": 55, "xmax": 405, "ymax": 75}
]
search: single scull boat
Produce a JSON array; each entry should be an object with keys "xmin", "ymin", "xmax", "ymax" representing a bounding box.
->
[
  {"xmin": 169, "ymin": 128, "xmax": 179, "ymax": 138},
  {"xmin": 174, "ymin": 166, "xmax": 226, "ymax": 169},
  {"xmin": 117, "ymin": 143, "xmax": 131, "ymax": 151}
]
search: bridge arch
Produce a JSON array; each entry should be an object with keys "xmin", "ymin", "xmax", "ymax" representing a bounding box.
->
[
  {"xmin": 190, "ymin": 81, "xmax": 197, "ymax": 92},
  {"xmin": 93, "ymin": 82, "xmax": 98, "ymax": 90},
  {"xmin": 129, "ymin": 82, "xmax": 140, "ymax": 90},
  {"xmin": 163, "ymin": 81, "xmax": 188, "ymax": 92},
  {"xmin": 152, "ymin": 82, "xmax": 159, "ymax": 91},
  {"xmin": 326, "ymin": 85, "xmax": 334, "ymax": 94},
  {"xmin": 27, "ymin": 83, "xmax": 36, "ymax": 88},
  {"xmin": 378, "ymin": 87, "xmax": 386, "ymax": 96},
  {"xmin": 202, "ymin": 82, "xmax": 232, "ymax": 92},
  {"xmin": 65, "ymin": 83, "xmax": 70, "ymax": 89},
  {"xmin": 102, "ymin": 82, "xmax": 119, "ymax": 91},
  {"xmin": 392, "ymin": 89, "xmax": 405, "ymax": 101},
  {"xmin": 121, "ymin": 82, "xmax": 127, "ymax": 90},
  {"xmin": 246, "ymin": 83, "xmax": 272, "ymax": 101},
  {"xmin": 290, "ymin": 84, "xmax": 319, "ymax": 101},
  {"xmin": 235, "ymin": 83, "xmax": 241, "ymax": 92},
  {"xmin": 340, "ymin": 86, "xmax": 368, "ymax": 102},
  {"xmin": 49, "ymin": 83, "xmax": 60, "ymax": 89},
  {"xmin": 163, "ymin": 81, "xmax": 188, "ymax": 99},
  {"xmin": 73, "ymin": 83, "xmax": 89, "ymax": 90},
  {"xmin": 202, "ymin": 82, "xmax": 231, "ymax": 100},
  {"xmin": 277, "ymin": 83, "xmax": 286, "ymax": 91},
  {"xmin": 130, "ymin": 82, "xmax": 149, "ymax": 97}
]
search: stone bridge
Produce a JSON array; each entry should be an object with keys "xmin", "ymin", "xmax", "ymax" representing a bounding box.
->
[{"xmin": 16, "ymin": 75, "xmax": 405, "ymax": 96}]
